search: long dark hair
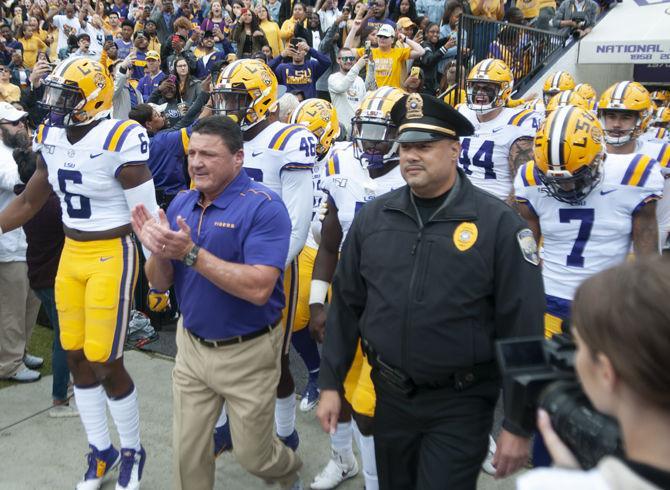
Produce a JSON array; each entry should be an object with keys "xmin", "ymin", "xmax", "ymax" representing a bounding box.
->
[
  {"xmin": 391, "ymin": 0, "xmax": 417, "ymax": 22},
  {"xmin": 441, "ymin": 0, "xmax": 463, "ymax": 29},
  {"xmin": 173, "ymin": 55, "xmax": 193, "ymax": 97}
]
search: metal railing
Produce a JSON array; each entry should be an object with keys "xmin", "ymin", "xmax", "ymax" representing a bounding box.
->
[{"xmin": 452, "ymin": 15, "xmax": 570, "ymax": 105}]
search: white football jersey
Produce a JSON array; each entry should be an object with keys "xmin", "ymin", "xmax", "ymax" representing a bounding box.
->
[
  {"xmin": 640, "ymin": 127, "xmax": 670, "ymax": 144},
  {"xmin": 321, "ymin": 145, "xmax": 405, "ymax": 248},
  {"xmin": 635, "ymin": 139, "xmax": 670, "ymax": 233},
  {"xmin": 515, "ymin": 153, "xmax": 663, "ymax": 301},
  {"xmin": 457, "ymin": 105, "xmax": 539, "ymax": 200},
  {"xmin": 243, "ymin": 120, "xmax": 316, "ymax": 193},
  {"xmin": 244, "ymin": 120, "xmax": 317, "ymax": 262},
  {"xmin": 32, "ymin": 119, "xmax": 149, "ymax": 232},
  {"xmin": 305, "ymin": 141, "xmax": 350, "ymax": 250}
]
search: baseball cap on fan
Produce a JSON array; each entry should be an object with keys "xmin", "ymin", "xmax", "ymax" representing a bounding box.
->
[
  {"xmin": 377, "ymin": 24, "xmax": 395, "ymax": 38},
  {"xmin": 0, "ymin": 102, "xmax": 27, "ymax": 122}
]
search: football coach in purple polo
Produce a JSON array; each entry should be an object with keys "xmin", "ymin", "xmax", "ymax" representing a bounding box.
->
[{"xmin": 132, "ymin": 115, "xmax": 302, "ymax": 490}]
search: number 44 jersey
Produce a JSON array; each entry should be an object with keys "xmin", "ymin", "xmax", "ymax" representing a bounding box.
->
[
  {"xmin": 514, "ymin": 153, "xmax": 663, "ymax": 301},
  {"xmin": 32, "ymin": 119, "xmax": 150, "ymax": 232},
  {"xmin": 458, "ymin": 105, "xmax": 540, "ymax": 200}
]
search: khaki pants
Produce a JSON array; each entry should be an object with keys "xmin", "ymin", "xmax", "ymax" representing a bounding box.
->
[
  {"xmin": 0, "ymin": 261, "xmax": 41, "ymax": 378},
  {"xmin": 173, "ymin": 322, "xmax": 302, "ymax": 490}
]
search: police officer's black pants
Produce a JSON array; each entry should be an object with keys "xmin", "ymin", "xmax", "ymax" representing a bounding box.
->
[{"xmin": 372, "ymin": 374, "xmax": 499, "ymax": 490}]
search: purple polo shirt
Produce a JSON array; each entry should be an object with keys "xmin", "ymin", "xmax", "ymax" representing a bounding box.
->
[{"xmin": 166, "ymin": 169, "xmax": 291, "ymax": 339}]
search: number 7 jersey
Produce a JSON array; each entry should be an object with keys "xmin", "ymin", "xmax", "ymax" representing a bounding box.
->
[
  {"xmin": 33, "ymin": 119, "xmax": 150, "ymax": 232},
  {"xmin": 514, "ymin": 153, "xmax": 663, "ymax": 301}
]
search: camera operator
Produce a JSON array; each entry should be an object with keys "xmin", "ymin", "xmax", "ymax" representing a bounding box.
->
[
  {"xmin": 517, "ymin": 257, "xmax": 670, "ymax": 490},
  {"xmin": 550, "ymin": 0, "xmax": 597, "ymax": 38}
]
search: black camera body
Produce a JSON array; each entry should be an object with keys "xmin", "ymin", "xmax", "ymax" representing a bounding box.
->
[
  {"xmin": 496, "ymin": 334, "xmax": 623, "ymax": 469},
  {"xmin": 570, "ymin": 12, "xmax": 588, "ymax": 37}
]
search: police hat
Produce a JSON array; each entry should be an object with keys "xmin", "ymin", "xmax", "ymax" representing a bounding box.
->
[{"xmin": 390, "ymin": 93, "xmax": 474, "ymax": 143}]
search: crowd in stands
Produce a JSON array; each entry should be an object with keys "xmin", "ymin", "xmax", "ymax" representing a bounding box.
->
[{"xmin": 0, "ymin": 0, "xmax": 608, "ymax": 131}]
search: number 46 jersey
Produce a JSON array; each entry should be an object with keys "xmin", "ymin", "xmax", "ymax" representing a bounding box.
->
[
  {"xmin": 514, "ymin": 153, "xmax": 663, "ymax": 301},
  {"xmin": 32, "ymin": 119, "xmax": 150, "ymax": 232}
]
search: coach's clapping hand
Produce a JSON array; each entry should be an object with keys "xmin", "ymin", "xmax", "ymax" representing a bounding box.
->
[{"xmin": 131, "ymin": 204, "xmax": 194, "ymax": 260}]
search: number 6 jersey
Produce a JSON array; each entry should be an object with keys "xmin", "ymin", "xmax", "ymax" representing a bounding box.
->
[
  {"xmin": 33, "ymin": 119, "xmax": 150, "ymax": 232},
  {"xmin": 514, "ymin": 153, "xmax": 663, "ymax": 301}
]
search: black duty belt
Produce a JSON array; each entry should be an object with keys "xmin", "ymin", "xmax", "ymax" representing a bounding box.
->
[
  {"xmin": 189, "ymin": 320, "xmax": 280, "ymax": 348},
  {"xmin": 362, "ymin": 339, "xmax": 499, "ymax": 397}
]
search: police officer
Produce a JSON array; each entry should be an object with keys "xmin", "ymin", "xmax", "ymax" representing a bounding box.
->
[{"xmin": 316, "ymin": 93, "xmax": 546, "ymax": 489}]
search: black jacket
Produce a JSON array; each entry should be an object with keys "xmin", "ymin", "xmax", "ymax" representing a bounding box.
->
[{"xmin": 320, "ymin": 170, "xmax": 545, "ymax": 412}]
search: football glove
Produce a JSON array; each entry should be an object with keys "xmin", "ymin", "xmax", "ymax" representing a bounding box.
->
[{"xmin": 148, "ymin": 288, "xmax": 171, "ymax": 312}]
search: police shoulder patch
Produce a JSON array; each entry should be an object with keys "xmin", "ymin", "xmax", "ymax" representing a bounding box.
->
[{"xmin": 517, "ymin": 228, "xmax": 539, "ymax": 266}]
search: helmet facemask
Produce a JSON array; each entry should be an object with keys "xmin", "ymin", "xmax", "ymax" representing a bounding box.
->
[
  {"xmin": 543, "ymin": 90, "xmax": 560, "ymax": 105},
  {"xmin": 39, "ymin": 78, "xmax": 102, "ymax": 127},
  {"xmin": 210, "ymin": 85, "xmax": 256, "ymax": 126},
  {"xmin": 598, "ymin": 109, "xmax": 645, "ymax": 146},
  {"xmin": 351, "ymin": 116, "xmax": 399, "ymax": 169},
  {"xmin": 539, "ymin": 155, "xmax": 603, "ymax": 205},
  {"xmin": 467, "ymin": 81, "xmax": 505, "ymax": 114}
]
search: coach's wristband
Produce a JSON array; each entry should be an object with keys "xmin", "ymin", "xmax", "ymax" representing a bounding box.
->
[{"xmin": 309, "ymin": 279, "xmax": 330, "ymax": 305}]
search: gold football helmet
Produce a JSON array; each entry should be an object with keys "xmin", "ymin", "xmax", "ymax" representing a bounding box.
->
[
  {"xmin": 466, "ymin": 59, "xmax": 514, "ymax": 114},
  {"xmin": 39, "ymin": 57, "xmax": 113, "ymax": 127},
  {"xmin": 598, "ymin": 81, "xmax": 652, "ymax": 146},
  {"xmin": 650, "ymin": 90, "xmax": 669, "ymax": 108},
  {"xmin": 351, "ymin": 86, "xmax": 406, "ymax": 169},
  {"xmin": 290, "ymin": 99, "xmax": 339, "ymax": 159},
  {"xmin": 524, "ymin": 97, "xmax": 544, "ymax": 112},
  {"xmin": 573, "ymin": 83, "xmax": 597, "ymax": 110},
  {"xmin": 651, "ymin": 106, "xmax": 670, "ymax": 129},
  {"xmin": 534, "ymin": 106, "xmax": 604, "ymax": 204},
  {"xmin": 545, "ymin": 90, "xmax": 590, "ymax": 115},
  {"xmin": 211, "ymin": 59, "xmax": 278, "ymax": 130},
  {"xmin": 542, "ymin": 71, "xmax": 575, "ymax": 104}
]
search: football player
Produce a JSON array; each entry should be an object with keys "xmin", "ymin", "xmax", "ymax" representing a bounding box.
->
[
  {"xmin": 457, "ymin": 59, "xmax": 541, "ymax": 202},
  {"xmin": 515, "ymin": 106, "xmax": 662, "ymax": 338},
  {"xmin": 210, "ymin": 59, "xmax": 317, "ymax": 453},
  {"xmin": 0, "ymin": 58, "xmax": 157, "ymax": 489},
  {"xmin": 573, "ymin": 82, "xmax": 597, "ymax": 111},
  {"xmin": 287, "ymin": 99, "xmax": 342, "ymax": 413},
  {"xmin": 642, "ymin": 106, "xmax": 670, "ymax": 144},
  {"xmin": 544, "ymin": 90, "xmax": 590, "ymax": 116},
  {"xmin": 598, "ymin": 81, "xmax": 670, "ymax": 248},
  {"xmin": 308, "ymin": 87, "xmax": 407, "ymax": 490},
  {"xmin": 542, "ymin": 70, "xmax": 576, "ymax": 105},
  {"xmin": 650, "ymin": 90, "xmax": 669, "ymax": 109}
]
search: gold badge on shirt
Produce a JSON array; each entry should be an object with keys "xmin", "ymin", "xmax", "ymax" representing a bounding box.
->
[{"xmin": 453, "ymin": 222, "xmax": 478, "ymax": 252}]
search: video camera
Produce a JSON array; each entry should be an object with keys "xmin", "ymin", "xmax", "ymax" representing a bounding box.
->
[
  {"xmin": 496, "ymin": 333, "xmax": 623, "ymax": 469},
  {"xmin": 570, "ymin": 12, "xmax": 588, "ymax": 37}
]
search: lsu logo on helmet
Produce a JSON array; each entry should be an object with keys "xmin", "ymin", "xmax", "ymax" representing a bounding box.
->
[
  {"xmin": 39, "ymin": 57, "xmax": 113, "ymax": 127},
  {"xmin": 211, "ymin": 59, "xmax": 278, "ymax": 130},
  {"xmin": 534, "ymin": 106, "xmax": 604, "ymax": 204},
  {"xmin": 290, "ymin": 99, "xmax": 340, "ymax": 159}
]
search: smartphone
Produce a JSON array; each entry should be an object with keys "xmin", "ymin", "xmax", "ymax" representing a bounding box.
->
[
  {"xmin": 364, "ymin": 40, "xmax": 371, "ymax": 57},
  {"xmin": 167, "ymin": 74, "xmax": 177, "ymax": 83},
  {"xmin": 410, "ymin": 66, "xmax": 421, "ymax": 78},
  {"xmin": 290, "ymin": 38, "xmax": 299, "ymax": 48},
  {"xmin": 105, "ymin": 34, "xmax": 113, "ymax": 42}
]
